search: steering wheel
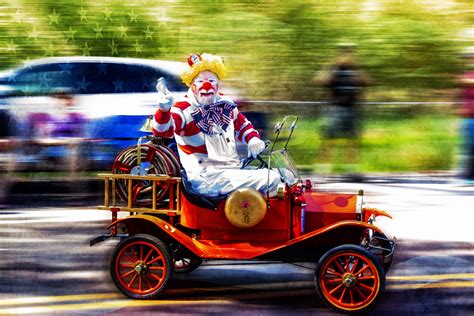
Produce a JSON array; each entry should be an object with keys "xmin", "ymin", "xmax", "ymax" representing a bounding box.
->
[{"xmin": 241, "ymin": 140, "xmax": 270, "ymax": 170}]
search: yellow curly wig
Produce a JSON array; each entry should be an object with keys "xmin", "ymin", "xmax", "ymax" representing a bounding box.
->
[{"xmin": 181, "ymin": 53, "xmax": 227, "ymax": 86}]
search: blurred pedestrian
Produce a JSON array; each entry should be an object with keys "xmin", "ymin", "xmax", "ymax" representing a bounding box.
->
[
  {"xmin": 28, "ymin": 90, "xmax": 87, "ymax": 173},
  {"xmin": 317, "ymin": 43, "xmax": 369, "ymax": 181},
  {"xmin": 459, "ymin": 47, "xmax": 474, "ymax": 183}
]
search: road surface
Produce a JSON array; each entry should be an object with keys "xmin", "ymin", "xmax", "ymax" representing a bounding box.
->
[{"xmin": 0, "ymin": 176, "xmax": 472, "ymax": 315}]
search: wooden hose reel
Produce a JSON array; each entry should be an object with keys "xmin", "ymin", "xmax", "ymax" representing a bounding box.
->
[
  {"xmin": 111, "ymin": 143, "xmax": 181, "ymax": 207},
  {"xmin": 224, "ymin": 188, "xmax": 267, "ymax": 229}
]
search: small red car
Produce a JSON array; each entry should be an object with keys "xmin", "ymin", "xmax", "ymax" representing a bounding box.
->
[{"xmin": 91, "ymin": 116, "xmax": 395, "ymax": 314}]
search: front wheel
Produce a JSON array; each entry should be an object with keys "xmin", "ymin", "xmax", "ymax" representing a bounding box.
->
[
  {"xmin": 315, "ymin": 245, "xmax": 386, "ymax": 314},
  {"xmin": 110, "ymin": 234, "xmax": 173, "ymax": 299}
]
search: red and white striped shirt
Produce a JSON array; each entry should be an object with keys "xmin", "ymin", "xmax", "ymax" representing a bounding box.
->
[{"xmin": 151, "ymin": 93, "xmax": 260, "ymax": 172}]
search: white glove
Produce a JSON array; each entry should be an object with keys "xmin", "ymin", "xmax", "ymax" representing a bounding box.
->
[
  {"xmin": 156, "ymin": 77, "xmax": 173, "ymax": 111},
  {"xmin": 248, "ymin": 137, "xmax": 265, "ymax": 158}
]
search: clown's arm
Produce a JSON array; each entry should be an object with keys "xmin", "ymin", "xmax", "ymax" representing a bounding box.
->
[
  {"xmin": 234, "ymin": 110, "xmax": 265, "ymax": 158},
  {"xmin": 151, "ymin": 105, "xmax": 186, "ymax": 139}
]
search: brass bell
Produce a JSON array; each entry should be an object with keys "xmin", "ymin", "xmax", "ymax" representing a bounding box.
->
[
  {"xmin": 224, "ymin": 188, "xmax": 267, "ymax": 229},
  {"xmin": 140, "ymin": 116, "xmax": 153, "ymax": 132}
]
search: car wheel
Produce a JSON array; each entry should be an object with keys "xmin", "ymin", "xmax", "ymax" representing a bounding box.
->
[
  {"xmin": 110, "ymin": 234, "xmax": 173, "ymax": 299},
  {"xmin": 315, "ymin": 244, "xmax": 386, "ymax": 314}
]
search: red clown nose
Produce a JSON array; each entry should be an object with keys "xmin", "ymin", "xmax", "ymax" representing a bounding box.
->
[{"xmin": 201, "ymin": 81, "xmax": 214, "ymax": 90}]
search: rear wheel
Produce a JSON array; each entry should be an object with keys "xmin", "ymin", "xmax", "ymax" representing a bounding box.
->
[
  {"xmin": 110, "ymin": 234, "xmax": 172, "ymax": 299},
  {"xmin": 315, "ymin": 245, "xmax": 386, "ymax": 314}
]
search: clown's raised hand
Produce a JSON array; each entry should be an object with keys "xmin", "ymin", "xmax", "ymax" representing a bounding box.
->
[{"xmin": 156, "ymin": 77, "xmax": 174, "ymax": 111}]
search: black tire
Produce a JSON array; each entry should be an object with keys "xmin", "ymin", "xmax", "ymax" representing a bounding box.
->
[
  {"xmin": 315, "ymin": 244, "xmax": 386, "ymax": 314},
  {"xmin": 174, "ymin": 257, "xmax": 202, "ymax": 273},
  {"xmin": 110, "ymin": 234, "xmax": 173, "ymax": 299}
]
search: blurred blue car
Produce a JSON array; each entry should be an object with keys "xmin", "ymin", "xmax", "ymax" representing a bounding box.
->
[{"xmin": 0, "ymin": 57, "xmax": 191, "ymax": 170}]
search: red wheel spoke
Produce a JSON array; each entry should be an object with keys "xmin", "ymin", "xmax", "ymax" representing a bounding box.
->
[
  {"xmin": 138, "ymin": 275, "xmax": 143, "ymax": 292},
  {"xmin": 149, "ymin": 272, "xmax": 163, "ymax": 283},
  {"xmin": 148, "ymin": 266, "xmax": 164, "ymax": 271},
  {"xmin": 119, "ymin": 263, "xmax": 135, "ymax": 268},
  {"xmin": 120, "ymin": 269, "xmax": 135, "ymax": 279},
  {"xmin": 122, "ymin": 254, "xmax": 137, "ymax": 263},
  {"xmin": 327, "ymin": 268, "xmax": 343, "ymax": 277},
  {"xmin": 349, "ymin": 288, "xmax": 355, "ymax": 304},
  {"xmin": 333, "ymin": 259, "xmax": 345, "ymax": 274},
  {"xmin": 344, "ymin": 256, "xmax": 350, "ymax": 272},
  {"xmin": 143, "ymin": 249, "xmax": 154, "ymax": 263},
  {"xmin": 325, "ymin": 277, "xmax": 342, "ymax": 284},
  {"xmin": 144, "ymin": 274, "xmax": 154, "ymax": 289},
  {"xmin": 126, "ymin": 248, "xmax": 139, "ymax": 261},
  {"xmin": 354, "ymin": 264, "xmax": 371, "ymax": 276},
  {"xmin": 358, "ymin": 275, "xmax": 375, "ymax": 281},
  {"xmin": 128, "ymin": 273, "xmax": 138, "ymax": 288},
  {"xmin": 113, "ymin": 161, "xmax": 132, "ymax": 172},
  {"xmin": 339, "ymin": 287, "xmax": 347, "ymax": 303},
  {"xmin": 350, "ymin": 258, "xmax": 359, "ymax": 273},
  {"xmin": 147, "ymin": 255, "xmax": 163, "ymax": 265},
  {"xmin": 358, "ymin": 282, "xmax": 375, "ymax": 292},
  {"xmin": 329, "ymin": 283, "xmax": 343, "ymax": 295},
  {"xmin": 354, "ymin": 283, "xmax": 367, "ymax": 299}
]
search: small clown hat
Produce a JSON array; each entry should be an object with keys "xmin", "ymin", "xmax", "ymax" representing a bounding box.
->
[{"xmin": 181, "ymin": 53, "xmax": 226, "ymax": 86}]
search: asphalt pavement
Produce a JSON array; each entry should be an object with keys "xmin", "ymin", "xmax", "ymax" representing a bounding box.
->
[{"xmin": 0, "ymin": 172, "xmax": 473, "ymax": 315}]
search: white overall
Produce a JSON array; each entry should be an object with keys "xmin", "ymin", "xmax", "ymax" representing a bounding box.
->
[{"xmin": 183, "ymin": 94, "xmax": 281, "ymax": 197}]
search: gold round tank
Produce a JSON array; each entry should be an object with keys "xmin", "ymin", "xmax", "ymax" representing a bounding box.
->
[{"xmin": 224, "ymin": 188, "xmax": 267, "ymax": 229}]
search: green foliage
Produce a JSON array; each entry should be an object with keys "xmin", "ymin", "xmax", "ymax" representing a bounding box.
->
[
  {"xmin": 1, "ymin": 0, "xmax": 471, "ymax": 100},
  {"xmin": 286, "ymin": 114, "xmax": 459, "ymax": 173},
  {"xmin": 0, "ymin": 0, "xmax": 468, "ymax": 172}
]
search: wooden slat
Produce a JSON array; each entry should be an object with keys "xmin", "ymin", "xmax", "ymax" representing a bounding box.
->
[
  {"xmin": 152, "ymin": 181, "xmax": 156, "ymax": 211},
  {"xmin": 112, "ymin": 178, "xmax": 116, "ymax": 206},
  {"xmin": 176, "ymin": 183, "xmax": 180, "ymax": 212},
  {"xmin": 127, "ymin": 179, "xmax": 132, "ymax": 208},
  {"xmin": 98, "ymin": 172, "xmax": 184, "ymax": 214},
  {"xmin": 98, "ymin": 173, "xmax": 181, "ymax": 182},
  {"xmin": 97, "ymin": 206, "xmax": 180, "ymax": 215},
  {"xmin": 104, "ymin": 178, "xmax": 109, "ymax": 208}
]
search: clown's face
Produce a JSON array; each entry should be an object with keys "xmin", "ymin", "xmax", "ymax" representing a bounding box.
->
[{"xmin": 191, "ymin": 71, "xmax": 219, "ymax": 106}]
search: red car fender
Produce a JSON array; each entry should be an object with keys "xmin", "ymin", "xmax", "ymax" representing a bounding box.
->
[
  {"xmin": 262, "ymin": 220, "xmax": 384, "ymax": 254},
  {"xmin": 108, "ymin": 215, "xmax": 205, "ymax": 257},
  {"xmin": 363, "ymin": 207, "xmax": 393, "ymax": 222},
  {"xmin": 108, "ymin": 217, "xmax": 384, "ymax": 260}
]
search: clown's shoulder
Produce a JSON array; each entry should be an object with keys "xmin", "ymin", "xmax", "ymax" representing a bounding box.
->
[
  {"xmin": 217, "ymin": 93, "xmax": 235, "ymax": 104},
  {"xmin": 173, "ymin": 100, "xmax": 193, "ymax": 111}
]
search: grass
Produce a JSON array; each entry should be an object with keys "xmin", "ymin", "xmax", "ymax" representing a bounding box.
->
[{"xmin": 278, "ymin": 113, "xmax": 459, "ymax": 174}]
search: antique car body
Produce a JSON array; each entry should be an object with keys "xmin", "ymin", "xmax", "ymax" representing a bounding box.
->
[{"xmin": 91, "ymin": 116, "xmax": 395, "ymax": 313}]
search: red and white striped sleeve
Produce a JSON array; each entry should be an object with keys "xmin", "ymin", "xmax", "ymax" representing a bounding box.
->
[
  {"xmin": 151, "ymin": 103, "xmax": 186, "ymax": 138},
  {"xmin": 233, "ymin": 109, "xmax": 260, "ymax": 144}
]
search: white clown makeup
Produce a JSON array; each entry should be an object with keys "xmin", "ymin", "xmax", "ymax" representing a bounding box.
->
[{"xmin": 191, "ymin": 71, "xmax": 219, "ymax": 106}]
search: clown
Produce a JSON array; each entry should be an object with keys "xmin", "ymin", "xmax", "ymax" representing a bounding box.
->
[{"xmin": 151, "ymin": 53, "xmax": 281, "ymax": 197}]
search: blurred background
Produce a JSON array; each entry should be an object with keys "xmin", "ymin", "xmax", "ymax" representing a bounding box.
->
[{"xmin": 0, "ymin": 0, "xmax": 473, "ymax": 205}]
